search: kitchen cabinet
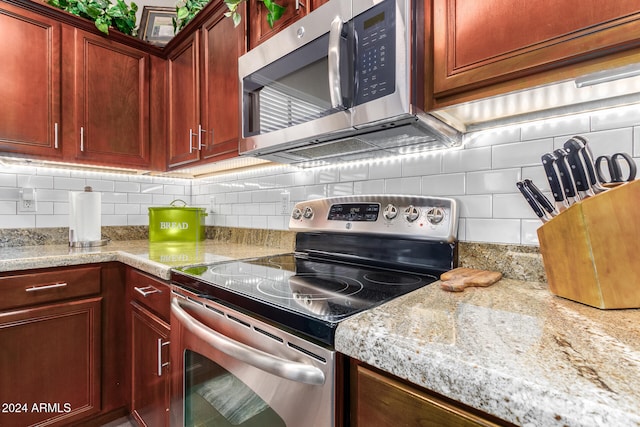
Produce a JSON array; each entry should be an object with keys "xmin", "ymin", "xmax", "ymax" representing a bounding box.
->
[
  {"xmin": 0, "ymin": 2, "xmax": 63, "ymax": 160},
  {"xmin": 0, "ymin": 266, "xmax": 102, "ymax": 426},
  {"xmin": 248, "ymin": 0, "xmax": 329, "ymax": 49},
  {"xmin": 167, "ymin": 1, "xmax": 246, "ymax": 168},
  {"xmin": 127, "ymin": 268, "xmax": 171, "ymax": 427},
  {"xmin": 64, "ymin": 28, "xmax": 151, "ymax": 168},
  {"xmin": 350, "ymin": 361, "xmax": 512, "ymax": 427},
  {"xmin": 433, "ymin": 0, "xmax": 640, "ymax": 104}
]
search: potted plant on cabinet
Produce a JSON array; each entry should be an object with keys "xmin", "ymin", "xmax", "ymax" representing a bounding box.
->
[
  {"xmin": 46, "ymin": 0, "xmax": 138, "ymax": 35},
  {"xmin": 173, "ymin": 0, "xmax": 285, "ymax": 32}
]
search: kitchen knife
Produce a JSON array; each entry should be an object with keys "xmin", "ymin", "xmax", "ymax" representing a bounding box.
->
[
  {"xmin": 553, "ymin": 148, "xmax": 581, "ymax": 205},
  {"xmin": 541, "ymin": 152, "xmax": 570, "ymax": 211},
  {"xmin": 562, "ymin": 139, "xmax": 596, "ymax": 198},
  {"xmin": 523, "ymin": 179, "xmax": 558, "ymax": 216},
  {"xmin": 516, "ymin": 181, "xmax": 550, "ymax": 223},
  {"xmin": 565, "ymin": 136, "xmax": 608, "ymax": 193}
]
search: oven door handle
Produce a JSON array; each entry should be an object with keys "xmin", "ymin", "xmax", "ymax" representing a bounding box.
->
[{"xmin": 171, "ymin": 298, "xmax": 326, "ymax": 386}]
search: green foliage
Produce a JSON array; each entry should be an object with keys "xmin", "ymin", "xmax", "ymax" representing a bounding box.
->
[
  {"xmin": 173, "ymin": 0, "xmax": 211, "ymax": 33},
  {"xmin": 47, "ymin": 0, "xmax": 138, "ymax": 36},
  {"xmin": 224, "ymin": 0, "xmax": 285, "ymax": 28}
]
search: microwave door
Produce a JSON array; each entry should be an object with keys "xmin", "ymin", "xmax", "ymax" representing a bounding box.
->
[{"xmin": 239, "ymin": 1, "xmax": 353, "ymax": 156}]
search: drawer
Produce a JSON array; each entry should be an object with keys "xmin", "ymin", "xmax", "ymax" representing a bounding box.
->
[
  {"xmin": 0, "ymin": 266, "xmax": 101, "ymax": 311},
  {"xmin": 127, "ymin": 268, "xmax": 170, "ymax": 322}
]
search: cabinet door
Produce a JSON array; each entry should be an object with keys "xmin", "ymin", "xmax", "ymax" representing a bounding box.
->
[
  {"xmin": 433, "ymin": 0, "xmax": 640, "ymax": 99},
  {"xmin": 167, "ymin": 31, "xmax": 201, "ymax": 167},
  {"xmin": 130, "ymin": 302, "xmax": 170, "ymax": 427},
  {"xmin": 0, "ymin": 297, "xmax": 102, "ymax": 426},
  {"xmin": 69, "ymin": 29, "xmax": 151, "ymax": 168},
  {"xmin": 248, "ymin": 0, "xmax": 309, "ymax": 49},
  {"xmin": 0, "ymin": 3, "xmax": 62, "ymax": 159},
  {"xmin": 351, "ymin": 362, "xmax": 506, "ymax": 427},
  {"xmin": 200, "ymin": 4, "xmax": 246, "ymax": 162}
]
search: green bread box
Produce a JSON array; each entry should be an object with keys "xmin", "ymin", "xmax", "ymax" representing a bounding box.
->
[{"xmin": 148, "ymin": 200, "xmax": 207, "ymax": 242}]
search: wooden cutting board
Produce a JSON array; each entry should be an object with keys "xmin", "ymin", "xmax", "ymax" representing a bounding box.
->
[{"xmin": 439, "ymin": 267, "xmax": 502, "ymax": 292}]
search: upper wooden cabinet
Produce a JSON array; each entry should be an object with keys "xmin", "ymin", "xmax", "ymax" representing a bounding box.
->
[
  {"xmin": 66, "ymin": 28, "xmax": 151, "ymax": 168},
  {"xmin": 167, "ymin": 1, "xmax": 246, "ymax": 169},
  {"xmin": 0, "ymin": 3, "xmax": 62, "ymax": 160},
  {"xmin": 248, "ymin": 0, "xmax": 329, "ymax": 49},
  {"xmin": 433, "ymin": 0, "xmax": 640, "ymax": 103}
]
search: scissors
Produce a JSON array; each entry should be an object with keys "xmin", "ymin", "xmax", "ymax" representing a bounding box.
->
[{"xmin": 595, "ymin": 152, "xmax": 637, "ymax": 184}]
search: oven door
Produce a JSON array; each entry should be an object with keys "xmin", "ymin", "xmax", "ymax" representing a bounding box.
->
[{"xmin": 169, "ymin": 292, "xmax": 337, "ymax": 427}]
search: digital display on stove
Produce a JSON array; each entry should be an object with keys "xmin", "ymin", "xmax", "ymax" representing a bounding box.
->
[{"xmin": 328, "ymin": 203, "xmax": 379, "ymax": 221}]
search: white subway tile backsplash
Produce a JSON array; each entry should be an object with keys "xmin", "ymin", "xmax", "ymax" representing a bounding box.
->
[
  {"xmin": 442, "ymin": 146, "xmax": 491, "ymax": 173},
  {"xmin": 574, "ymin": 128, "xmax": 633, "ymax": 157},
  {"xmin": 36, "ymin": 214, "xmax": 67, "ymax": 228},
  {"xmin": 455, "ymin": 195, "xmax": 492, "ymax": 218},
  {"xmin": 493, "ymin": 194, "xmax": 537, "ymax": 219},
  {"xmin": 465, "ymin": 218, "xmax": 521, "ymax": 244},
  {"xmin": 85, "ymin": 179, "xmax": 115, "ymax": 192},
  {"xmin": 1, "ymin": 214, "xmax": 35, "ymax": 228},
  {"xmin": 353, "ymin": 179, "xmax": 384, "ymax": 195},
  {"xmin": 421, "ymin": 173, "xmax": 465, "ymax": 196},
  {"xmin": 369, "ymin": 158, "xmax": 402, "ymax": 179},
  {"xmin": 385, "ymin": 177, "xmax": 421, "ymax": 195},
  {"xmin": 521, "ymin": 115, "xmax": 589, "ymax": 140},
  {"xmin": 590, "ymin": 104, "xmax": 640, "ymax": 131},
  {"xmin": 402, "ymin": 152, "xmax": 442, "ymax": 176},
  {"xmin": 521, "ymin": 220, "xmax": 542, "ymax": 245},
  {"xmin": 466, "ymin": 169, "xmax": 521, "ymax": 195},
  {"xmin": 0, "ymin": 173, "xmax": 17, "ymax": 187},
  {"xmin": 116, "ymin": 181, "xmax": 141, "ymax": 193},
  {"xmin": 17, "ymin": 175, "xmax": 53, "ymax": 189},
  {"xmin": 492, "ymin": 138, "xmax": 554, "ymax": 169},
  {"xmin": 328, "ymin": 182, "xmax": 354, "ymax": 196},
  {"xmin": 463, "ymin": 126, "xmax": 520, "ymax": 148},
  {"xmin": 0, "ymin": 202, "xmax": 16, "ymax": 214},
  {"xmin": 53, "ymin": 177, "xmax": 86, "ymax": 190}
]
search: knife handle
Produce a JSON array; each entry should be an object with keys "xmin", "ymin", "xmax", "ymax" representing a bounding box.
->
[
  {"xmin": 553, "ymin": 148, "xmax": 579, "ymax": 199},
  {"xmin": 563, "ymin": 139, "xmax": 592, "ymax": 194},
  {"xmin": 523, "ymin": 179, "xmax": 557, "ymax": 214},
  {"xmin": 541, "ymin": 153, "xmax": 565, "ymax": 203},
  {"xmin": 567, "ymin": 136, "xmax": 608, "ymax": 192},
  {"xmin": 516, "ymin": 181, "xmax": 547, "ymax": 222}
]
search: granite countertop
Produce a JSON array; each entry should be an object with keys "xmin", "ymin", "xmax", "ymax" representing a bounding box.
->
[
  {"xmin": 335, "ymin": 278, "xmax": 640, "ymax": 427},
  {"xmin": 0, "ymin": 240, "xmax": 288, "ymax": 279},
  {"xmin": 1, "ymin": 241, "xmax": 639, "ymax": 426}
]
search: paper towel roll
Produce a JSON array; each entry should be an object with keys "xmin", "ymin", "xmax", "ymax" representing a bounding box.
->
[{"xmin": 69, "ymin": 186, "xmax": 101, "ymax": 244}]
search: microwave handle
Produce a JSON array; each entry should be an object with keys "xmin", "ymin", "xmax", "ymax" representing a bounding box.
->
[
  {"xmin": 171, "ymin": 297, "xmax": 326, "ymax": 386},
  {"xmin": 328, "ymin": 16, "xmax": 344, "ymax": 109}
]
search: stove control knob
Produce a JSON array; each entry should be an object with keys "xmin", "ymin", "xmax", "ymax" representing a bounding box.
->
[
  {"xmin": 404, "ymin": 205, "xmax": 421, "ymax": 222},
  {"xmin": 291, "ymin": 208, "xmax": 303, "ymax": 220},
  {"xmin": 303, "ymin": 206, "xmax": 314, "ymax": 219},
  {"xmin": 383, "ymin": 204, "xmax": 398, "ymax": 220},
  {"xmin": 426, "ymin": 207, "xmax": 445, "ymax": 224}
]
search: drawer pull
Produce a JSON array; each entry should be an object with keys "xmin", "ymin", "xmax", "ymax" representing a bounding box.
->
[
  {"xmin": 157, "ymin": 339, "xmax": 170, "ymax": 376},
  {"xmin": 25, "ymin": 282, "xmax": 68, "ymax": 292},
  {"xmin": 134, "ymin": 286, "xmax": 161, "ymax": 297}
]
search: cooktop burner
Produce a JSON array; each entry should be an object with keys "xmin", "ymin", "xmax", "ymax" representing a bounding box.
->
[
  {"xmin": 171, "ymin": 194, "xmax": 458, "ymax": 346},
  {"xmin": 171, "ymin": 253, "xmax": 440, "ymax": 345}
]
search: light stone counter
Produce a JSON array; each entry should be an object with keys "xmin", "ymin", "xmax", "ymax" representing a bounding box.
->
[
  {"xmin": 335, "ymin": 278, "xmax": 640, "ymax": 427},
  {"xmin": 2, "ymin": 240, "xmax": 638, "ymax": 426},
  {"xmin": 0, "ymin": 240, "xmax": 288, "ymax": 279}
]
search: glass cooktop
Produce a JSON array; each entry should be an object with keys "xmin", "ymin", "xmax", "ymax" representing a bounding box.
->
[{"xmin": 171, "ymin": 253, "xmax": 439, "ymax": 345}]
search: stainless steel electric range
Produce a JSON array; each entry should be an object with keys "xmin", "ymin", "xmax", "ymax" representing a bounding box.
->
[{"xmin": 169, "ymin": 195, "xmax": 458, "ymax": 427}]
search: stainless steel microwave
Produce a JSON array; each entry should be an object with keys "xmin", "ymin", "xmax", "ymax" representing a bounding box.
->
[{"xmin": 238, "ymin": 0, "xmax": 461, "ymax": 164}]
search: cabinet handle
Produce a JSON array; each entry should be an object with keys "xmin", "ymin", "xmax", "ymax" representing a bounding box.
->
[
  {"xmin": 134, "ymin": 285, "xmax": 161, "ymax": 297},
  {"xmin": 54, "ymin": 123, "xmax": 59, "ymax": 149},
  {"xmin": 296, "ymin": 0, "xmax": 303, "ymax": 10},
  {"xmin": 198, "ymin": 124, "xmax": 207, "ymax": 149},
  {"xmin": 189, "ymin": 128, "xmax": 198, "ymax": 153},
  {"xmin": 157, "ymin": 338, "xmax": 170, "ymax": 376},
  {"xmin": 80, "ymin": 127, "xmax": 85, "ymax": 152},
  {"xmin": 25, "ymin": 282, "xmax": 68, "ymax": 292}
]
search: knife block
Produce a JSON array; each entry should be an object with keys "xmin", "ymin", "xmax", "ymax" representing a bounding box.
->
[{"xmin": 537, "ymin": 179, "xmax": 640, "ymax": 309}]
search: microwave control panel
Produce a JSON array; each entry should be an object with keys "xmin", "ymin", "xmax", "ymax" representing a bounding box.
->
[{"xmin": 353, "ymin": 0, "xmax": 396, "ymax": 106}]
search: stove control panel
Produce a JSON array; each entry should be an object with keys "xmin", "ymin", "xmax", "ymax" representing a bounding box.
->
[{"xmin": 289, "ymin": 195, "xmax": 458, "ymax": 242}]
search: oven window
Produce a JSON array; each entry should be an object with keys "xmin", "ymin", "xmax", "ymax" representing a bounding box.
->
[{"xmin": 185, "ymin": 350, "xmax": 286, "ymax": 427}]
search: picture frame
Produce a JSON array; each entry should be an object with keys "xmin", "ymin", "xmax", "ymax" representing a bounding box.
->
[{"xmin": 139, "ymin": 6, "xmax": 176, "ymax": 47}]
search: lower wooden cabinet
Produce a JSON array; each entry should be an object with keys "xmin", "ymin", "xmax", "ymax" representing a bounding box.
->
[
  {"xmin": 0, "ymin": 263, "xmax": 127, "ymax": 427},
  {"xmin": 0, "ymin": 296, "xmax": 102, "ymax": 426},
  {"xmin": 350, "ymin": 361, "xmax": 511, "ymax": 427},
  {"xmin": 127, "ymin": 268, "xmax": 171, "ymax": 427}
]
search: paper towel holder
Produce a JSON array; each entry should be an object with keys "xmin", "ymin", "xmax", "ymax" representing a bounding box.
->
[{"xmin": 69, "ymin": 186, "xmax": 108, "ymax": 248}]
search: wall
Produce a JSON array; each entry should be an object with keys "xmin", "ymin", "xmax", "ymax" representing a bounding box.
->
[{"xmin": 1, "ymin": 103, "xmax": 639, "ymax": 246}]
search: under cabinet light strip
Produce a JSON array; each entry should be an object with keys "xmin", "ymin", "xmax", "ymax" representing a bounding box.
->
[{"xmin": 575, "ymin": 63, "xmax": 640, "ymax": 88}]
